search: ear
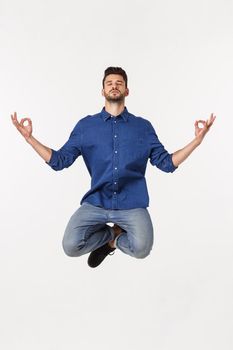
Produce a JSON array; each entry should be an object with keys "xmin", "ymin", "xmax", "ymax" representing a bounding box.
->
[
  {"xmin": 125, "ymin": 88, "xmax": 129, "ymax": 96},
  {"xmin": 101, "ymin": 88, "xmax": 104, "ymax": 96}
]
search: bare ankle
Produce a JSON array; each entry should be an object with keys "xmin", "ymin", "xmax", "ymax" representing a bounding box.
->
[
  {"xmin": 108, "ymin": 224, "xmax": 123, "ymax": 249},
  {"xmin": 108, "ymin": 240, "xmax": 115, "ymax": 248}
]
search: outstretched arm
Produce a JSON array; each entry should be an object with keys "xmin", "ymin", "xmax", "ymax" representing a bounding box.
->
[
  {"xmin": 172, "ymin": 113, "xmax": 216, "ymax": 167},
  {"xmin": 12, "ymin": 111, "xmax": 82, "ymax": 171}
]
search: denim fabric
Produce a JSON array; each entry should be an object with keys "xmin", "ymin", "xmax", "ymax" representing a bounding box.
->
[
  {"xmin": 62, "ymin": 202, "xmax": 154, "ymax": 259},
  {"xmin": 46, "ymin": 107, "xmax": 178, "ymax": 209}
]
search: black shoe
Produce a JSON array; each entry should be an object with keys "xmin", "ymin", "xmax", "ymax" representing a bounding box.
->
[{"xmin": 87, "ymin": 243, "xmax": 116, "ymax": 268}]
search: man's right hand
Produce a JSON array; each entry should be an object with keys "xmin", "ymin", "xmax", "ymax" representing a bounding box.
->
[
  {"xmin": 11, "ymin": 112, "xmax": 32, "ymax": 141},
  {"xmin": 11, "ymin": 111, "xmax": 52, "ymax": 163}
]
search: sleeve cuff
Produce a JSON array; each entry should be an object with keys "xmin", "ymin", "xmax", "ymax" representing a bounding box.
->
[
  {"xmin": 170, "ymin": 153, "xmax": 178, "ymax": 172},
  {"xmin": 45, "ymin": 149, "xmax": 58, "ymax": 168}
]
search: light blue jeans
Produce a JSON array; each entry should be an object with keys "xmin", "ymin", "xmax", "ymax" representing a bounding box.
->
[{"xmin": 62, "ymin": 202, "xmax": 154, "ymax": 259}]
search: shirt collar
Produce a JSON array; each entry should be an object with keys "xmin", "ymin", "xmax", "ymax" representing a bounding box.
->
[{"xmin": 100, "ymin": 106, "xmax": 129, "ymax": 122}]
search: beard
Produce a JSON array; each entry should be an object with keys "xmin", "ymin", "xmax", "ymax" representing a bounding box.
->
[{"xmin": 104, "ymin": 90, "xmax": 125, "ymax": 103}]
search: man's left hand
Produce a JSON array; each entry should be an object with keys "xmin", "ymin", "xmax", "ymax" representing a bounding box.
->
[{"xmin": 194, "ymin": 113, "xmax": 216, "ymax": 144}]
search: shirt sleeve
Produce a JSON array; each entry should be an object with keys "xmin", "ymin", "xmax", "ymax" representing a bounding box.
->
[
  {"xmin": 46, "ymin": 121, "xmax": 82, "ymax": 171},
  {"xmin": 147, "ymin": 121, "xmax": 178, "ymax": 173}
]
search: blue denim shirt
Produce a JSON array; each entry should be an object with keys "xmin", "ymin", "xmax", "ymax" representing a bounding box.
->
[{"xmin": 46, "ymin": 107, "xmax": 178, "ymax": 209}]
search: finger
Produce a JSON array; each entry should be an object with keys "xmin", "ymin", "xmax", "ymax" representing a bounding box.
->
[
  {"xmin": 211, "ymin": 113, "xmax": 216, "ymax": 119},
  {"xmin": 207, "ymin": 114, "xmax": 216, "ymax": 125},
  {"xmin": 196, "ymin": 120, "xmax": 206, "ymax": 127},
  {"xmin": 207, "ymin": 116, "xmax": 216, "ymax": 127},
  {"xmin": 12, "ymin": 112, "xmax": 20, "ymax": 124},
  {"xmin": 20, "ymin": 118, "xmax": 30, "ymax": 126},
  {"xmin": 209, "ymin": 114, "xmax": 216, "ymax": 122},
  {"xmin": 197, "ymin": 121, "xmax": 206, "ymax": 128},
  {"xmin": 11, "ymin": 114, "xmax": 19, "ymax": 125}
]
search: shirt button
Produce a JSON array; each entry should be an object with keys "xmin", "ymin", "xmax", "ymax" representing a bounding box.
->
[
  {"xmin": 115, "ymin": 150, "xmax": 117, "ymax": 153},
  {"xmin": 115, "ymin": 167, "xmax": 117, "ymax": 170},
  {"xmin": 114, "ymin": 192, "xmax": 116, "ymax": 194},
  {"xmin": 114, "ymin": 182, "xmax": 117, "ymax": 184},
  {"xmin": 114, "ymin": 121, "xmax": 117, "ymax": 123},
  {"xmin": 114, "ymin": 135, "xmax": 117, "ymax": 138}
]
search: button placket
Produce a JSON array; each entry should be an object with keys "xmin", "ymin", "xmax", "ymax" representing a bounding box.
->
[{"xmin": 112, "ymin": 116, "xmax": 119, "ymax": 207}]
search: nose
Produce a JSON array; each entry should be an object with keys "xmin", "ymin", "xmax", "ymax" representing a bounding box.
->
[{"xmin": 112, "ymin": 82, "xmax": 118, "ymax": 89}]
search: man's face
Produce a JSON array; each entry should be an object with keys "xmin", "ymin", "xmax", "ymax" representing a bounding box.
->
[{"xmin": 102, "ymin": 74, "xmax": 129, "ymax": 103}]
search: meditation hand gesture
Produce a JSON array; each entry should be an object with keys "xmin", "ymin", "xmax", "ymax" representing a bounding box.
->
[
  {"xmin": 11, "ymin": 112, "xmax": 32, "ymax": 141},
  {"xmin": 194, "ymin": 113, "xmax": 216, "ymax": 144}
]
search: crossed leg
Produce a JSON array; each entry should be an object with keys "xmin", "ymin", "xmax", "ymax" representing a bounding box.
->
[{"xmin": 62, "ymin": 202, "xmax": 154, "ymax": 259}]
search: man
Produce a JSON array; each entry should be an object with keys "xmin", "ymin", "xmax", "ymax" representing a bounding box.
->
[{"xmin": 11, "ymin": 66, "xmax": 216, "ymax": 268}]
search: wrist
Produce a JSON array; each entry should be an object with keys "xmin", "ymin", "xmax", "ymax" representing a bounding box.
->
[
  {"xmin": 194, "ymin": 136, "xmax": 202, "ymax": 146},
  {"xmin": 25, "ymin": 135, "xmax": 34, "ymax": 144}
]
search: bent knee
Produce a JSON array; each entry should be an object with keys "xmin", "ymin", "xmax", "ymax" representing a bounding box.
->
[
  {"xmin": 62, "ymin": 239, "xmax": 84, "ymax": 257},
  {"xmin": 132, "ymin": 245, "xmax": 152, "ymax": 259}
]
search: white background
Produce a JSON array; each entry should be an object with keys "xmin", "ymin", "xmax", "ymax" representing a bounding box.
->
[{"xmin": 1, "ymin": 0, "xmax": 233, "ymax": 349}]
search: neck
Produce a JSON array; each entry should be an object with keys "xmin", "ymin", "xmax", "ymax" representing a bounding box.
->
[{"xmin": 104, "ymin": 100, "xmax": 125, "ymax": 116}]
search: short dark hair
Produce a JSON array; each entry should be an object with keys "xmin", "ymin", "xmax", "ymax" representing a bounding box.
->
[{"xmin": 102, "ymin": 67, "xmax": 128, "ymax": 88}]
